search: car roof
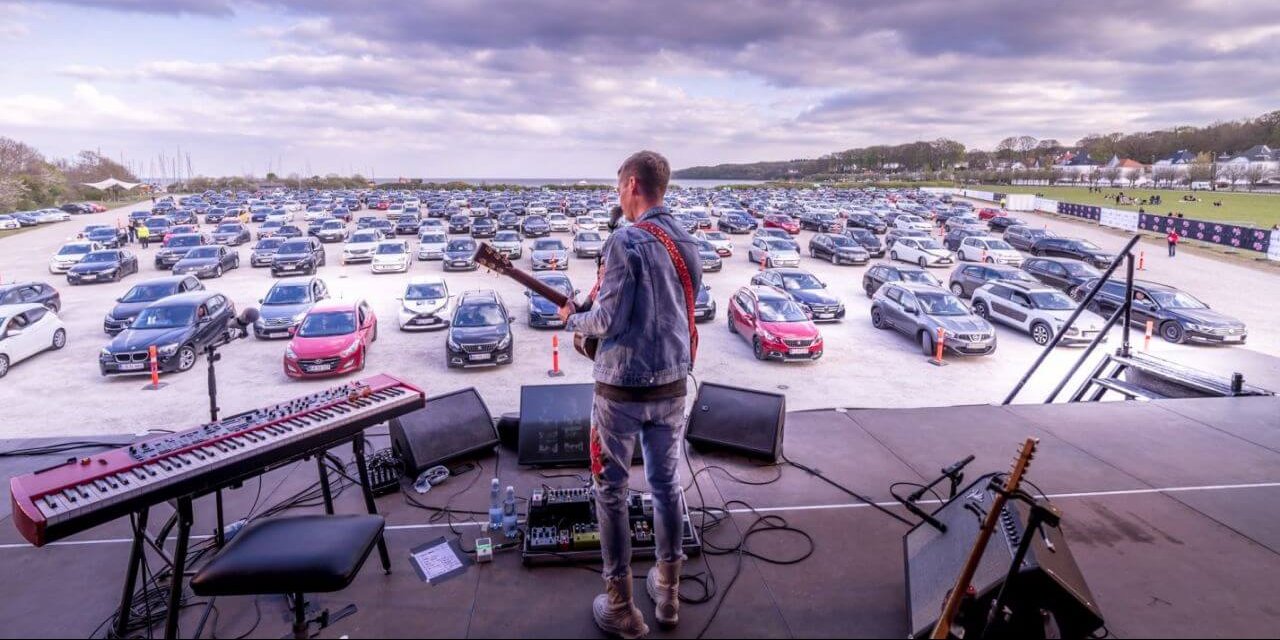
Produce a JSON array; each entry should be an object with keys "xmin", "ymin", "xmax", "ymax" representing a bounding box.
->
[
  {"xmin": 745, "ymin": 285, "xmax": 789, "ymax": 301},
  {"xmin": 408, "ymin": 275, "xmax": 445, "ymax": 286},
  {"xmin": 136, "ymin": 275, "xmax": 193, "ymax": 286},
  {"xmin": 895, "ymin": 282, "xmax": 949, "ymax": 293},
  {"xmin": 988, "ymin": 280, "xmax": 1058, "ymax": 293},
  {"xmin": 151, "ymin": 291, "xmax": 218, "ymax": 307},
  {"xmin": 309, "ymin": 299, "xmax": 360, "ymax": 312},
  {"xmin": 459, "ymin": 289, "xmax": 500, "ymax": 303}
]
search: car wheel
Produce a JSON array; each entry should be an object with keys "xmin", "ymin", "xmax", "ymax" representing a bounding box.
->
[
  {"xmin": 727, "ymin": 313, "xmax": 736, "ymax": 334},
  {"xmin": 972, "ymin": 300, "xmax": 990, "ymax": 319},
  {"xmin": 890, "ymin": 250, "xmax": 898, "ymax": 261},
  {"xmin": 752, "ymin": 336, "xmax": 767, "ymax": 360},
  {"xmin": 871, "ymin": 306, "xmax": 885, "ymax": 329},
  {"xmin": 0, "ymin": 355, "xmax": 8, "ymax": 378},
  {"xmin": 1032, "ymin": 249, "xmax": 1043, "ymax": 257},
  {"xmin": 44, "ymin": 301, "xmax": 60, "ymax": 313},
  {"xmin": 358, "ymin": 347, "xmax": 366, "ymax": 371},
  {"xmin": 950, "ymin": 283, "xmax": 966, "ymax": 297},
  {"xmin": 176, "ymin": 345, "xmax": 197, "ymax": 372},
  {"xmin": 918, "ymin": 257, "xmax": 928, "ymax": 268},
  {"xmin": 864, "ymin": 282, "xmax": 876, "ymax": 298},
  {"xmin": 920, "ymin": 331, "xmax": 935, "ymax": 356},
  {"xmin": 985, "ymin": 257, "xmax": 995, "ymax": 264},
  {"xmin": 214, "ymin": 266, "xmax": 223, "ymax": 278},
  {"xmin": 51, "ymin": 328, "xmax": 66, "ymax": 350},
  {"xmin": 1161, "ymin": 321, "xmax": 1186, "ymax": 344},
  {"xmin": 1031, "ymin": 322, "xmax": 1053, "ymax": 346}
]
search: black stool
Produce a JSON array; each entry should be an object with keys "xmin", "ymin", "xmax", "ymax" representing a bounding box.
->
[{"xmin": 191, "ymin": 514, "xmax": 386, "ymax": 639}]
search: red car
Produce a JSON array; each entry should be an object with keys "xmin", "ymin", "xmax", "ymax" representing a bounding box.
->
[
  {"xmin": 284, "ymin": 299, "xmax": 378, "ymax": 378},
  {"xmin": 977, "ymin": 208, "xmax": 1006, "ymax": 221},
  {"xmin": 727, "ymin": 285, "xmax": 823, "ymax": 361},
  {"xmin": 763, "ymin": 214, "xmax": 800, "ymax": 235}
]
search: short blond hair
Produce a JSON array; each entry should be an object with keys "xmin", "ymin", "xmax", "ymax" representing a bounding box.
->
[{"xmin": 618, "ymin": 150, "xmax": 670, "ymax": 202}]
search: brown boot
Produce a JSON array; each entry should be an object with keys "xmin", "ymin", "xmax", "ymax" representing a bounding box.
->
[
  {"xmin": 646, "ymin": 559, "xmax": 682, "ymax": 627},
  {"xmin": 592, "ymin": 570, "xmax": 649, "ymax": 639}
]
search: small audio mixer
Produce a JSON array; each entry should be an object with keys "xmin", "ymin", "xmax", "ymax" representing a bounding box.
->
[{"xmin": 521, "ymin": 485, "xmax": 700, "ymax": 564}]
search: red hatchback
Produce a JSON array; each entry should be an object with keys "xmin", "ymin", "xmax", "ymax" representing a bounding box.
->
[
  {"xmin": 977, "ymin": 208, "xmax": 1006, "ymax": 221},
  {"xmin": 727, "ymin": 285, "xmax": 823, "ymax": 361},
  {"xmin": 284, "ymin": 299, "xmax": 378, "ymax": 378},
  {"xmin": 763, "ymin": 214, "xmax": 800, "ymax": 235}
]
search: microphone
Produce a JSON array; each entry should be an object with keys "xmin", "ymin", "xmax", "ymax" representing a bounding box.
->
[
  {"xmin": 608, "ymin": 205, "xmax": 624, "ymax": 231},
  {"xmin": 908, "ymin": 455, "xmax": 976, "ymax": 502},
  {"xmin": 941, "ymin": 454, "xmax": 975, "ymax": 478}
]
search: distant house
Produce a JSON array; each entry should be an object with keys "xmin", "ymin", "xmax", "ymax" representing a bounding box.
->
[
  {"xmin": 1217, "ymin": 145, "xmax": 1280, "ymax": 184},
  {"xmin": 881, "ymin": 162, "xmax": 903, "ymax": 171},
  {"xmin": 1052, "ymin": 150, "xmax": 1097, "ymax": 180}
]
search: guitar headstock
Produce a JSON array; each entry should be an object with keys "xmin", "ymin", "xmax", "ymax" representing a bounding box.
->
[
  {"xmin": 1001, "ymin": 437, "xmax": 1039, "ymax": 494},
  {"xmin": 475, "ymin": 242, "xmax": 512, "ymax": 275}
]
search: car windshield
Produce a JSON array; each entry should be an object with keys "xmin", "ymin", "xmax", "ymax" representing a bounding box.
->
[
  {"xmin": 58, "ymin": 244, "xmax": 92, "ymax": 255},
  {"xmin": 757, "ymin": 299, "xmax": 809, "ymax": 322},
  {"xmin": 848, "ymin": 229, "xmax": 873, "ymax": 240},
  {"xmin": 350, "ymin": 233, "xmax": 380, "ymax": 243},
  {"xmin": 297, "ymin": 311, "xmax": 356, "ymax": 337},
  {"xmin": 534, "ymin": 240, "xmax": 565, "ymax": 251},
  {"xmin": 780, "ymin": 273, "xmax": 823, "ymax": 290},
  {"xmin": 447, "ymin": 240, "xmax": 475, "ymax": 251},
  {"xmin": 255, "ymin": 238, "xmax": 283, "ymax": 250},
  {"xmin": 406, "ymin": 283, "xmax": 446, "ymax": 300},
  {"xmin": 829, "ymin": 235, "xmax": 855, "ymax": 247},
  {"xmin": 900, "ymin": 270, "xmax": 942, "ymax": 286},
  {"xmin": 1029, "ymin": 291, "xmax": 1075, "ymax": 310},
  {"xmin": 89, "ymin": 229, "xmax": 114, "ymax": 238},
  {"xmin": 704, "ymin": 232, "xmax": 728, "ymax": 241},
  {"xmin": 533, "ymin": 277, "xmax": 572, "ymax": 298},
  {"xmin": 82, "ymin": 251, "xmax": 119, "ymax": 263},
  {"xmin": 918, "ymin": 239, "xmax": 944, "ymax": 250},
  {"xmin": 264, "ymin": 284, "xmax": 311, "ymax": 305},
  {"xmin": 132, "ymin": 305, "xmax": 196, "ymax": 329},
  {"xmin": 421, "ymin": 234, "xmax": 447, "ymax": 243},
  {"xmin": 578, "ymin": 233, "xmax": 601, "ymax": 242},
  {"xmin": 168, "ymin": 236, "xmax": 202, "ymax": 247},
  {"xmin": 1075, "ymin": 240, "xmax": 1102, "ymax": 251},
  {"xmin": 984, "ymin": 240, "xmax": 1013, "ymax": 251},
  {"xmin": 916, "ymin": 292, "xmax": 968, "ymax": 316},
  {"xmin": 1149, "ymin": 290, "xmax": 1208, "ymax": 309},
  {"xmin": 185, "ymin": 247, "xmax": 220, "ymax": 259},
  {"xmin": 495, "ymin": 232, "xmax": 519, "ymax": 242},
  {"xmin": 376, "ymin": 243, "xmax": 406, "ymax": 254},
  {"xmin": 453, "ymin": 303, "xmax": 504, "ymax": 327},
  {"xmin": 322, "ymin": 221, "xmax": 343, "ymax": 228},
  {"xmin": 120, "ymin": 283, "xmax": 178, "ymax": 302},
  {"xmin": 1062, "ymin": 262, "xmax": 1098, "ymax": 276},
  {"xmin": 216, "ymin": 224, "xmax": 240, "ymax": 233},
  {"xmin": 765, "ymin": 239, "xmax": 794, "ymax": 251},
  {"xmin": 278, "ymin": 241, "xmax": 310, "ymax": 253}
]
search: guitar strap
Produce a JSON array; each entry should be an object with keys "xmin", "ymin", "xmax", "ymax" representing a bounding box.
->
[{"xmin": 632, "ymin": 221, "xmax": 699, "ymax": 366}]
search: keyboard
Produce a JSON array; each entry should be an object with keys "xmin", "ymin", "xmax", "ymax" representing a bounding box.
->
[{"xmin": 10, "ymin": 373, "xmax": 425, "ymax": 547}]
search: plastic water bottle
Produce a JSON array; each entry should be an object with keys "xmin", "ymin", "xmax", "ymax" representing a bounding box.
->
[
  {"xmin": 488, "ymin": 478, "xmax": 503, "ymax": 531},
  {"xmin": 503, "ymin": 486, "xmax": 518, "ymax": 537}
]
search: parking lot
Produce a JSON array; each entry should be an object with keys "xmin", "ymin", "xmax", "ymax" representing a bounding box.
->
[{"xmin": 2, "ymin": 195, "xmax": 1277, "ymax": 439}]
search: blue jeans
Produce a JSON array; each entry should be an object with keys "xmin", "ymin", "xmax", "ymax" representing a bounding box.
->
[{"xmin": 590, "ymin": 394, "xmax": 687, "ymax": 580}]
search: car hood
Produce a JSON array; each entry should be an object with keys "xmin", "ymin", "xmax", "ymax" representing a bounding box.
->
[
  {"xmin": 759, "ymin": 321, "xmax": 818, "ymax": 340},
  {"xmin": 109, "ymin": 301, "xmax": 160, "ymax": 320},
  {"xmin": 532, "ymin": 249, "xmax": 568, "ymax": 260},
  {"xmin": 290, "ymin": 334, "xmax": 358, "ymax": 358},
  {"xmin": 1167, "ymin": 307, "xmax": 1243, "ymax": 327},
  {"xmin": 109, "ymin": 326, "xmax": 193, "ymax": 351},
  {"xmin": 445, "ymin": 250, "xmax": 475, "ymax": 260},
  {"xmin": 934, "ymin": 315, "xmax": 992, "ymax": 333},
  {"xmin": 372, "ymin": 253, "xmax": 408, "ymax": 262},
  {"xmin": 529, "ymin": 295, "xmax": 560, "ymax": 314},
  {"xmin": 344, "ymin": 242, "xmax": 378, "ymax": 252},
  {"xmin": 274, "ymin": 252, "xmax": 313, "ymax": 261},
  {"xmin": 260, "ymin": 302, "xmax": 314, "ymax": 321},
  {"xmin": 788, "ymin": 289, "xmax": 839, "ymax": 306},
  {"xmin": 69, "ymin": 261, "xmax": 119, "ymax": 273},
  {"xmin": 403, "ymin": 298, "xmax": 447, "ymax": 314},
  {"xmin": 450, "ymin": 325, "xmax": 504, "ymax": 343}
]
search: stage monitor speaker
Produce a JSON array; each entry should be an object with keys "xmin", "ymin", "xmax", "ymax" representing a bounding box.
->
[
  {"xmin": 518, "ymin": 383, "xmax": 642, "ymax": 467},
  {"xmin": 684, "ymin": 382, "xmax": 784, "ymax": 462},
  {"xmin": 904, "ymin": 473, "xmax": 1104, "ymax": 640},
  {"xmin": 389, "ymin": 387, "xmax": 497, "ymax": 476}
]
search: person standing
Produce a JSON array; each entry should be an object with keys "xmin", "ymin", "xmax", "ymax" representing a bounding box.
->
[
  {"xmin": 558, "ymin": 151, "xmax": 701, "ymax": 638},
  {"xmin": 1167, "ymin": 228, "xmax": 1180, "ymax": 257},
  {"xmin": 137, "ymin": 222, "xmax": 151, "ymax": 249},
  {"xmin": 127, "ymin": 219, "xmax": 138, "ymax": 245}
]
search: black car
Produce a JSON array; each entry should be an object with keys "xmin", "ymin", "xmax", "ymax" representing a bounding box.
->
[
  {"xmin": 861, "ymin": 262, "xmax": 943, "ymax": 298},
  {"xmin": 86, "ymin": 226, "xmax": 125, "ymax": 249},
  {"xmin": 254, "ymin": 277, "xmax": 330, "ymax": 339},
  {"xmin": 99, "ymin": 291, "xmax": 237, "ymax": 375},
  {"xmin": 845, "ymin": 212, "xmax": 887, "ymax": 234},
  {"xmin": 1071, "ymin": 279, "xmax": 1248, "ymax": 345},
  {"xmin": 173, "ymin": 245, "xmax": 240, "ymax": 279},
  {"xmin": 988, "ymin": 215, "xmax": 1024, "ymax": 231},
  {"xmin": 750, "ymin": 268, "xmax": 845, "ymax": 321},
  {"xmin": 522, "ymin": 215, "xmax": 551, "ymax": 238},
  {"xmin": 800, "ymin": 212, "xmax": 843, "ymax": 233},
  {"xmin": 808, "ymin": 233, "xmax": 870, "ymax": 266},
  {"xmin": 448, "ymin": 214, "xmax": 472, "ymax": 234},
  {"xmin": 68, "ymin": 249, "xmax": 140, "ymax": 284},
  {"xmin": 104, "ymin": 275, "xmax": 204, "ymax": 335},
  {"xmin": 250, "ymin": 237, "xmax": 285, "ymax": 268},
  {"xmin": 446, "ymin": 290, "xmax": 514, "ymax": 367},
  {"xmin": 947, "ymin": 263, "xmax": 1039, "ymax": 298},
  {"xmin": 718, "ymin": 212, "xmax": 756, "ymax": 234},
  {"xmin": 212, "ymin": 223, "xmax": 251, "ymax": 246},
  {"xmin": 443, "ymin": 238, "xmax": 479, "ymax": 271},
  {"xmin": 271, "ymin": 237, "xmax": 327, "ymax": 277},
  {"xmin": 204, "ymin": 207, "xmax": 229, "ymax": 224},
  {"xmin": 1003, "ymin": 225, "xmax": 1057, "ymax": 252},
  {"xmin": 1021, "ymin": 257, "xmax": 1100, "ymax": 292},
  {"xmin": 526, "ymin": 272, "xmax": 576, "ymax": 328},
  {"xmin": 394, "ymin": 214, "xmax": 421, "ymax": 236},
  {"xmin": 0, "ymin": 282, "xmax": 61, "ymax": 312},
  {"xmin": 1030, "ymin": 237, "xmax": 1115, "ymax": 268},
  {"xmin": 843, "ymin": 227, "xmax": 884, "ymax": 257},
  {"xmin": 497, "ymin": 213, "xmax": 521, "ymax": 230},
  {"xmin": 276, "ymin": 224, "xmax": 305, "ymax": 239},
  {"xmin": 155, "ymin": 233, "xmax": 212, "ymax": 269},
  {"xmin": 471, "ymin": 217, "xmax": 497, "ymax": 238},
  {"xmin": 694, "ymin": 284, "xmax": 716, "ymax": 322}
]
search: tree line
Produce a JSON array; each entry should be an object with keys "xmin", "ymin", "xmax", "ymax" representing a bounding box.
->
[{"xmin": 0, "ymin": 137, "xmax": 143, "ymax": 214}]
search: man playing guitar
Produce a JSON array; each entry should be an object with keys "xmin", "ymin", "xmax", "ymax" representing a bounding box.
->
[{"xmin": 557, "ymin": 150, "xmax": 702, "ymax": 638}]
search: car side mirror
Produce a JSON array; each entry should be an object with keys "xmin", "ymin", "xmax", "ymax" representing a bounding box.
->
[
  {"xmin": 258, "ymin": 298, "xmax": 264, "ymax": 304},
  {"xmin": 903, "ymin": 305, "xmax": 919, "ymax": 315},
  {"xmin": 287, "ymin": 326, "xmax": 297, "ymax": 336}
]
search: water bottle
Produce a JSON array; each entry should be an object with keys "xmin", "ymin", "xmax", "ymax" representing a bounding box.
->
[
  {"xmin": 502, "ymin": 486, "xmax": 518, "ymax": 537},
  {"xmin": 488, "ymin": 478, "xmax": 503, "ymax": 531}
]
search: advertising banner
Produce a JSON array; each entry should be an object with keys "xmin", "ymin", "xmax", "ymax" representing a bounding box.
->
[
  {"xmin": 1058, "ymin": 202, "xmax": 1101, "ymax": 221},
  {"xmin": 1005, "ymin": 194, "xmax": 1037, "ymax": 211},
  {"xmin": 1138, "ymin": 214, "xmax": 1271, "ymax": 253},
  {"xmin": 1099, "ymin": 208, "xmax": 1139, "ymax": 232}
]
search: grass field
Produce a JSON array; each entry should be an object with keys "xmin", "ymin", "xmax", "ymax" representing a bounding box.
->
[{"xmin": 974, "ymin": 185, "xmax": 1280, "ymax": 229}]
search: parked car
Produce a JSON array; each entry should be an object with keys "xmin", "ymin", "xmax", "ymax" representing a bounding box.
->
[
  {"xmin": 371, "ymin": 239, "xmax": 412, "ymax": 274},
  {"xmin": 727, "ymin": 285, "xmax": 823, "ymax": 361},
  {"xmin": 697, "ymin": 240, "xmax": 723, "ymax": 272},
  {"xmin": 417, "ymin": 231, "xmax": 450, "ymax": 261},
  {"xmin": 972, "ymin": 281, "xmax": 1107, "ymax": 346},
  {"xmin": 99, "ymin": 291, "xmax": 236, "ymax": 375},
  {"xmin": 862, "ymin": 263, "xmax": 943, "ymax": 298},
  {"xmin": 49, "ymin": 241, "xmax": 103, "ymax": 274},
  {"xmin": 212, "ymin": 222, "xmax": 251, "ymax": 246},
  {"xmin": 250, "ymin": 237, "xmax": 285, "ymax": 268},
  {"xmin": 1003, "ymin": 225, "xmax": 1056, "ymax": 252},
  {"xmin": 341, "ymin": 229, "xmax": 383, "ymax": 264},
  {"xmin": 257, "ymin": 220, "xmax": 285, "ymax": 239},
  {"xmin": 572, "ymin": 216, "xmax": 598, "ymax": 234},
  {"xmin": 1030, "ymin": 237, "xmax": 1115, "ymax": 268},
  {"xmin": 957, "ymin": 236, "xmax": 1023, "ymax": 266},
  {"xmin": 284, "ymin": 299, "xmax": 378, "ymax": 378},
  {"xmin": 718, "ymin": 212, "xmax": 757, "ymax": 234},
  {"xmin": 471, "ymin": 217, "xmax": 497, "ymax": 239},
  {"xmin": 448, "ymin": 213, "xmax": 473, "ymax": 234},
  {"xmin": 750, "ymin": 268, "xmax": 845, "ymax": 321},
  {"xmin": 763, "ymin": 214, "xmax": 800, "ymax": 235},
  {"xmin": 696, "ymin": 230, "xmax": 734, "ymax": 256},
  {"xmin": 977, "ymin": 208, "xmax": 1005, "ymax": 221},
  {"xmin": 695, "ymin": 284, "xmax": 716, "ymax": 322},
  {"xmin": 398, "ymin": 276, "xmax": 451, "ymax": 331},
  {"xmin": 890, "ymin": 236, "xmax": 954, "ymax": 268},
  {"xmin": 172, "ymin": 245, "xmax": 240, "ymax": 278},
  {"xmin": 870, "ymin": 282, "xmax": 996, "ymax": 357},
  {"xmin": 497, "ymin": 213, "xmax": 522, "ymax": 231},
  {"xmin": 0, "ymin": 281, "xmax": 60, "ymax": 312},
  {"xmin": 943, "ymin": 227, "xmax": 987, "ymax": 252},
  {"xmin": 988, "ymin": 215, "xmax": 1024, "ymax": 232},
  {"xmin": 946, "ymin": 263, "xmax": 1039, "ymax": 298},
  {"xmin": 573, "ymin": 231, "xmax": 605, "ymax": 260},
  {"xmin": 808, "ymin": 233, "xmax": 870, "ymax": 265},
  {"xmin": 845, "ymin": 212, "xmax": 887, "ymax": 234},
  {"xmin": 531, "ymin": 238, "xmax": 570, "ymax": 271},
  {"xmin": 1071, "ymin": 279, "xmax": 1248, "ymax": 345},
  {"xmin": 86, "ymin": 226, "xmax": 125, "ymax": 248},
  {"xmin": 446, "ymin": 290, "xmax": 514, "ymax": 368},
  {"xmin": 522, "ymin": 215, "xmax": 551, "ymax": 238},
  {"xmin": 842, "ymin": 227, "xmax": 884, "ymax": 258},
  {"xmin": 155, "ymin": 233, "xmax": 213, "ymax": 270},
  {"xmin": 104, "ymin": 276, "xmax": 205, "ymax": 335},
  {"xmin": 0, "ymin": 304, "xmax": 67, "ymax": 378},
  {"xmin": 443, "ymin": 237, "xmax": 479, "ymax": 271},
  {"xmin": 747, "ymin": 237, "xmax": 801, "ymax": 268},
  {"xmin": 525, "ymin": 272, "xmax": 575, "ymax": 328},
  {"xmin": 68, "ymin": 249, "xmax": 140, "ymax": 284},
  {"xmin": 547, "ymin": 213, "xmax": 572, "ymax": 233},
  {"xmin": 885, "ymin": 228, "xmax": 930, "ymax": 249},
  {"xmin": 315, "ymin": 219, "xmax": 349, "ymax": 243},
  {"xmin": 800, "ymin": 211, "xmax": 843, "ymax": 233},
  {"xmin": 1021, "ymin": 257, "xmax": 1100, "ymax": 292},
  {"xmin": 394, "ymin": 214, "xmax": 422, "ymax": 236},
  {"xmin": 271, "ymin": 237, "xmax": 326, "ymax": 277},
  {"xmin": 892, "ymin": 214, "xmax": 932, "ymax": 233},
  {"xmin": 255, "ymin": 277, "xmax": 330, "ymax": 339}
]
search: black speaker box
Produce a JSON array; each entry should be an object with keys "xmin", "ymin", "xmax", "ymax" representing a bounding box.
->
[
  {"xmin": 517, "ymin": 383, "xmax": 643, "ymax": 467},
  {"xmin": 904, "ymin": 474, "xmax": 1104, "ymax": 639},
  {"xmin": 685, "ymin": 382, "xmax": 785, "ymax": 462},
  {"xmin": 389, "ymin": 387, "xmax": 497, "ymax": 476}
]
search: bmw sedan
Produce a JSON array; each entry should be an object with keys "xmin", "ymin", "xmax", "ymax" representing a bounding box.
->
[
  {"xmin": 172, "ymin": 245, "xmax": 240, "ymax": 279},
  {"xmin": 100, "ymin": 292, "xmax": 236, "ymax": 375},
  {"xmin": 104, "ymin": 275, "xmax": 204, "ymax": 335},
  {"xmin": 67, "ymin": 250, "xmax": 140, "ymax": 285}
]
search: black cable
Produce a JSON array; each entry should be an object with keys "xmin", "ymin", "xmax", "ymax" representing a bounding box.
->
[
  {"xmin": 0, "ymin": 440, "xmax": 131, "ymax": 457},
  {"xmin": 784, "ymin": 456, "xmax": 915, "ymax": 526}
]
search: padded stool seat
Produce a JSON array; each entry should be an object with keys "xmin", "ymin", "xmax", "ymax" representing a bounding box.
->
[{"xmin": 191, "ymin": 514, "xmax": 385, "ymax": 597}]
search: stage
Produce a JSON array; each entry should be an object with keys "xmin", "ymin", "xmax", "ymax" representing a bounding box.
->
[{"xmin": 2, "ymin": 395, "xmax": 1278, "ymax": 638}]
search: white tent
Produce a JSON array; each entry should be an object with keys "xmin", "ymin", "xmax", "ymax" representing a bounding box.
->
[{"xmin": 82, "ymin": 177, "xmax": 143, "ymax": 190}]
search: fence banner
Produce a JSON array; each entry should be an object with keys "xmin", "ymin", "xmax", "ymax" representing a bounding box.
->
[
  {"xmin": 1270, "ymin": 230, "xmax": 1280, "ymax": 261},
  {"xmin": 962, "ymin": 189, "xmax": 995, "ymax": 202},
  {"xmin": 1006, "ymin": 194, "xmax": 1037, "ymax": 211},
  {"xmin": 1138, "ymin": 214, "xmax": 1271, "ymax": 253},
  {"xmin": 921, "ymin": 187, "xmax": 960, "ymax": 195},
  {"xmin": 1034, "ymin": 198, "xmax": 1058, "ymax": 213},
  {"xmin": 1058, "ymin": 202, "xmax": 1101, "ymax": 221},
  {"xmin": 1099, "ymin": 208, "xmax": 1139, "ymax": 232}
]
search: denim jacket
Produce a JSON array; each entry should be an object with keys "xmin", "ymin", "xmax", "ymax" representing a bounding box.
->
[{"xmin": 566, "ymin": 206, "xmax": 703, "ymax": 387}]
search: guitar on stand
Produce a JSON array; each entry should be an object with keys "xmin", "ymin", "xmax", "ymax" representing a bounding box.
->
[
  {"xmin": 930, "ymin": 437, "xmax": 1040, "ymax": 640},
  {"xmin": 474, "ymin": 242, "xmax": 600, "ymax": 360}
]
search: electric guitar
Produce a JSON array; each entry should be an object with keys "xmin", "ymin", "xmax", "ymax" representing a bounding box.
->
[
  {"xmin": 930, "ymin": 437, "xmax": 1040, "ymax": 640},
  {"xmin": 474, "ymin": 242, "xmax": 599, "ymax": 360}
]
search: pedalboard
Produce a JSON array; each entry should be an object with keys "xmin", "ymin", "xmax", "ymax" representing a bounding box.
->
[{"xmin": 521, "ymin": 485, "xmax": 700, "ymax": 565}]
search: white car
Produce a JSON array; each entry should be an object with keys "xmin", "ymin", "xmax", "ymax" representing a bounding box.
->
[
  {"xmin": 0, "ymin": 303, "xmax": 66, "ymax": 378},
  {"xmin": 266, "ymin": 210, "xmax": 294, "ymax": 224},
  {"xmin": 547, "ymin": 213, "xmax": 572, "ymax": 232},
  {"xmin": 341, "ymin": 230, "xmax": 383, "ymax": 264},
  {"xmin": 303, "ymin": 207, "xmax": 330, "ymax": 222},
  {"xmin": 958, "ymin": 236, "xmax": 1024, "ymax": 266},
  {"xmin": 397, "ymin": 276, "xmax": 451, "ymax": 330},
  {"xmin": 419, "ymin": 218, "xmax": 446, "ymax": 233},
  {"xmin": 697, "ymin": 230, "xmax": 734, "ymax": 256},
  {"xmin": 528, "ymin": 206, "xmax": 549, "ymax": 216},
  {"xmin": 33, "ymin": 209, "xmax": 70, "ymax": 224},
  {"xmin": 971, "ymin": 281, "xmax": 1107, "ymax": 346},
  {"xmin": 49, "ymin": 240, "xmax": 103, "ymax": 274},
  {"xmin": 747, "ymin": 237, "xmax": 801, "ymax": 268},
  {"xmin": 416, "ymin": 232, "xmax": 448, "ymax": 261},
  {"xmin": 572, "ymin": 216, "xmax": 598, "ymax": 233},
  {"xmin": 890, "ymin": 237, "xmax": 954, "ymax": 268},
  {"xmin": 892, "ymin": 214, "xmax": 932, "ymax": 233},
  {"xmin": 371, "ymin": 239, "xmax": 411, "ymax": 273},
  {"xmin": 0, "ymin": 215, "xmax": 19, "ymax": 230}
]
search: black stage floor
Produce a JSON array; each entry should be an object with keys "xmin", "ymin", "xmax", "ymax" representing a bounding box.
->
[{"xmin": 2, "ymin": 395, "xmax": 1278, "ymax": 638}]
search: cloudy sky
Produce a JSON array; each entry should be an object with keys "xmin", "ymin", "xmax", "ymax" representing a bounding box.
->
[{"xmin": 1, "ymin": 0, "xmax": 1277, "ymax": 178}]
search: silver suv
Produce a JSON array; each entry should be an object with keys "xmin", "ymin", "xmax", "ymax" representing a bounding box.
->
[
  {"xmin": 971, "ymin": 281, "xmax": 1107, "ymax": 346},
  {"xmin": 870, "ymin": 282, "xmax": 997, "ymax": 356}
]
